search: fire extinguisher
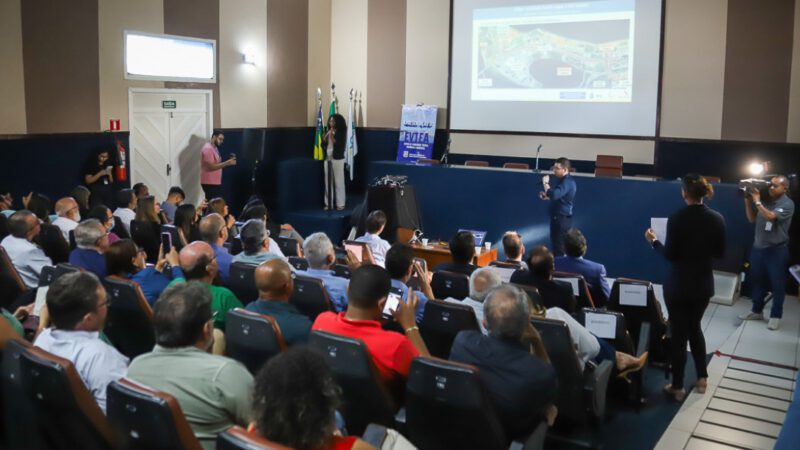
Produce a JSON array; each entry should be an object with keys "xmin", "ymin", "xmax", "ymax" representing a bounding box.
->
[{"xmin": 116, "ymin": 139, "xmax": 128, "ymax": 182}]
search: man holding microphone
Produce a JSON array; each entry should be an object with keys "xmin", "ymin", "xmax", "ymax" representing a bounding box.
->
[
  {"xmin": 200, "ymin": 130, "xmax": 237, "ymax": 201},
  {"xmin": 539, "ymin": 157, "xmax": 577, "ymax": 256},
  {"xmin": 739, "ymin": 175, "xmax": 794, "ymax": 330}
]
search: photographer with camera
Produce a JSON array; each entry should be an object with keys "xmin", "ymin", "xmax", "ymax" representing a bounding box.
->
[{"xmin": 740, "ymin": 175, "xmax": 794, "ymax": 330}]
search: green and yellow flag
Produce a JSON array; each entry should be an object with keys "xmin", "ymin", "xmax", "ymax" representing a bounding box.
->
[{"xmin": 313, "ymin": 102, "xmax": 324, "ymax": 160}]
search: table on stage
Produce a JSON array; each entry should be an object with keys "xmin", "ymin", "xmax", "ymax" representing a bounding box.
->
[{"xmin": 410, "ymin": 242, "xmax": 497, "ymax": 269}]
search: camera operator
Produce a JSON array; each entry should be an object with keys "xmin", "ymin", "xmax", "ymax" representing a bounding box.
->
[{"xmin": 740, "ymin": 175, "xmax": 795, "ymax": 330}]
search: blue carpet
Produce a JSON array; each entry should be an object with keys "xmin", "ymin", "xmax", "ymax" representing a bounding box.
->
[{"xmin": 550, "ymin": 353, "xmax": 712, "ymax": 450}]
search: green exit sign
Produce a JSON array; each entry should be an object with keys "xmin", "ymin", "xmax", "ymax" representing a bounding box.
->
[{"xmin": 162, "ymin": 100, "xmax": 177, "ymax": 109}]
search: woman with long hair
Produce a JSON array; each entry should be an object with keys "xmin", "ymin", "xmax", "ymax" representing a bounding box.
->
[
  {"xmin": 322, "ymin": 113, "xmax": 347, "ymax": 210},
  {"xmin": 132, "ymin": 195, "xmax": 163, "ymax": 262},
  {"xmin": 105, "ymin": 239, "xmax": 181, "ymax": 305},
  {"xmin": 644, "ymin": 174, "xmax": 726, "ymax": 401},
  {"xmin": 83, "ymin": 149, "xmax": 115, "ymax": 207},
  {"xmin": 174, "ymin": 203, "xmax": 201, "ymax": 244}
]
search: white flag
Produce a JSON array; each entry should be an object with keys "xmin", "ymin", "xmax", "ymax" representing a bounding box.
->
[{"xmin": 345, "ymin": 90, "xmax": 359, "ymax": 180}]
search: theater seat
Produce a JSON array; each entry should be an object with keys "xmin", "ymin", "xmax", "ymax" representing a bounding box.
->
[
  {"xmin": 607, "ymin": 278, "xmax": 668, "ymax": 364},
  {"xmin": 54, "ymin": 262, "xmax": 82, "ymax": 279},
  {"xmin": 419, "ymin": 299, "xmax": 480, "ymax": 359},
  {"xmin": 531, "ymin": 317, "xmax": 612, "ymax": 447},
  {"xmin": 18, "ymin": 345, "xmax": 117, "ymax": 450},
  {"xmin": 106, "ymin": 378, "xmax": 203, "ymax": 450},
  {"xmin": 225, "ymin": 308, "xmax": 286, "ymax": 374},
  {"xmin": 308, "ymin": 331, "xmax": 397, "ymax": 436},
  {"xmin": 275, "ymin": 236, "xmax": 300, "ymax": 256},
  {"xmin": 332, "ymin": 264, "xmax": 351, "ymax": 279},
  {"xmin": 228, "ymin": 262, "xmax": 259, "ymax": 304},
  {"xmin": 503, "ymin": 162, "xmax": 530, "ymax": 170},
  {"xmin": 553, "ymin": 271, "xmax": 597, "ymax": 308},
  {"xmin": 595, "ymin": 155, "xmax": 624, "ymax": 178},
  {"xmin": 160, "ymin": 224, "xmax": 186, "ymax": 251},
  {"xmin": 511, "ymin": 283, "xmax": 544, "ymax": 309},
  {"xmin": 405, "ymin": 357, "xmax": 547, "ymax": 450},
  {"xmin": 130, "ymin": 220, "xmax": 160, "ymax": 263},
  {"xmin": 216, "ymin": 426, "xmax": 293, "ymax": 450},
  {"xmin": 465, "ymin": 160, "xmax": 489, "ymax": 167},
  {"xmin": 289, "ymin": 275, "xmax": 333, "ymax": 320},
  {"xmin": 102, "ymin": 276, "xmax": 155, "ymax": 359},
  {"xmin": 287, "ymin": 256, "xmax": 309, "ymax": 271},
  {"xmin": 431, "ymin": 270, "xmax": 469, "ymax": 300},
  {"xmin": 0, "ymin": 246, "xmax": 28, "ymax": 309},
  {"xmin": 416, "ymin": 158, "xmax": 440, "ymax": 165}
]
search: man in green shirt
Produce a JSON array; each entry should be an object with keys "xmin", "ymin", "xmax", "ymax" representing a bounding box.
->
[
  {"xmin": 127, "ymin": 282, "xmax": 253, "ymax": 450},
  {"xmin": 167, "ymin": 241, "xmax": 242, "ymax": 329}
]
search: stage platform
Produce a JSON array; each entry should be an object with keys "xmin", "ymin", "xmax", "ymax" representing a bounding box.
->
[{"xmin": 282, "ymin": 194, "xmax": 364, "ymax": 244}]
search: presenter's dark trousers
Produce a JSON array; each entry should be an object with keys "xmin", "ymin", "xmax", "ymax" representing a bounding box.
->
[
  {"xmin": 667, "ymin": 295, "xmax": 710, "ymax": 389},
  {"xmin": 749, "ymin": 245, "xmax": 790, "ymax": 319},
  {"xmin": 550, "ymin": 214, "xmax": 572, "ymax": 256},
  {"xmin": 201, "ymin": 184, "xmax": 222, "ymax": 201}
]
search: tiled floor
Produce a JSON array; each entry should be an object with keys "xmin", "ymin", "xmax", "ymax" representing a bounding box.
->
[{"xmin": 654, "ymin": 294, "xmax": 799, "ymax": 450}]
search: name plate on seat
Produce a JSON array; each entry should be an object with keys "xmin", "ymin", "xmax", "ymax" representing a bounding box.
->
[
  {"xmin": 619, "ymin": 284, "xmax": 647, "ymax": 307},
  {"xmin": 585, "ymin": 312, "xmax": 616, "ymax": 339}
]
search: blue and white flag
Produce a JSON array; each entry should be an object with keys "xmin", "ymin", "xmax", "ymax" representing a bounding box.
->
[{"xmin": 345, "ymin": 90, "xmax": 359, "ymax": 180}]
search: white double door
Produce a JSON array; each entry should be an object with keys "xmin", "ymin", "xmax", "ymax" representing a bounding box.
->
[{"xmin": 128, "ymin": 88, "xmax": 213, "ymax": 205}]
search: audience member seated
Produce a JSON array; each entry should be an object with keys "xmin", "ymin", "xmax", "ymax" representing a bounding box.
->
[
  {"xmin": 136, "ymin": 195, "xmax": 166, "ymax": 227},
  {"xmin": 494, "ymin": 231, "xmax": 528, "ymax": 270},
  {"xmin": 174, "ymin": 203, "xmax": 202, "ymax": 243},
  {"xmin": 555, "ymin": 228, "xmax": 611, "ymax": 306},
  {"xmin": 249, "ymin": 347, "xmax": 375, "ymax": 450},
  {"xmin": 160, "ymin": 186, "xmax": 186, "ymax": 223},
  {"xmin": 433, "ymin": 230, "xmax": 478, "ymax": 276},
  {"xmin": 26, "ymin": 192, "xmax": 70, "ymax": 263},
  {"xmin": 105, "ymin": 239, "xmax": 182, "ymax": 305},
  {"xmin": 168, "ymin": 241, "xmax": 243, "ymax": 329},
  {"xmin": 200, "ymin": 213, "xmax": 233, "ymax": 285},
  {"xmin": 240, "ymin": 203, "xmax": 303, "ymax": 244},
  {"xmin": 1, "ymin": 210, "xmax": 52, "ymax": 288},
  {"xmin": 301, "ymin": 232, "xmax": 352, "ymax": 312},
  {"xmin": 444, "ymin": 267, "xmax": 503, "ymax": 334},
  {"xmin": 1, "ymin": 305, "xmax": 26, "ymax": 338},
  {"xmin": 113, "ymin": 188, "xmax": 137, "ymax": 235},
  {"xmin": 87, "ymin": 205, "xmax": 122, "ymax": 244},
  {"xmin": 530, "ymin": 302, "xmax": 647, "ymax": 377},
  {"xmin": 209, "ymin": 197, "xmax": 238, "ymax": 237},
  {"xmin": 355, "ymin": 210, "xmax": 391, "ymax": 267},
  {"xmin": 312, "ymin": 265, "xmax": 430, "ymax": 388},
  {"xmin": 25, "ymin": 192, "xmax": 53, "ymax": 224},
  {"xmin": 384, "ymin": 243, "xmax": 431, "ymax": 321},
  {"xmin": 127, "ymin": 282, "xmax": 253, "ymax": 449},
  {"xmin": 69, "ymin": 219, "xmax": 109, "ymax": 278},
  {"xmin": 510, "ymin": 246, "xmax": 576, "ymax": 313},
  {"xmin": 132, "ymin": 182, "xmax": 149, "ymax": 200},
  {"xmin": 70, "ymin": 185, "xmax": 91, "ymax": 219},
  {"xmin": 232, "ymin": 219, "xmax": 285, "ymax": 265},
  {"xmin": 33, "ymin": 271, "xmax": 128, "ymax": 413},
  {"xmin": 52, "ymin": 197, "xmax": 80, "ymax": 241},
  {"xmin": 246, "ymin": 259, "xmax": 311, "ymax": 346},
  {"xmin": 450, "ymin": 284, "xmax": 558, "ymax": 438}
]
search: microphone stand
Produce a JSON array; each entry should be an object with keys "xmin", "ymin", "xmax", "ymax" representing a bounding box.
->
[
  {"xmin": 534, "ymin": 144, "xmax": 542, "ymax": 172},
  {"xmin": 440, "ymin": 136, "xmax": 452, "ymax": 164}
]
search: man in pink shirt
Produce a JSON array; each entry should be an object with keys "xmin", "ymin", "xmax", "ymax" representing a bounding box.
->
[{"xmin": 200, "ymin": 130, "xmax": 237, "ymax": 200}]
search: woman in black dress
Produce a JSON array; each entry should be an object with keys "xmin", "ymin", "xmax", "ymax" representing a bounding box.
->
[
  {"xmin": 644, "ymin": 174, "xmax": 726, "ymax": 400},
  {"xmin": 83, "ymin": 149, "xmax": 114, "ymax": 207}
]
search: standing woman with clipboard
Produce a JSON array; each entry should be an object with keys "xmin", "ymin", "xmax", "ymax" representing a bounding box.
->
[
  {"xmin": 322, "ymin": 114, "xmax": 347, "ymax": 211},
  {"xmin": 644, "ymin": 174, "xmax": 726, "ymax": 401}
]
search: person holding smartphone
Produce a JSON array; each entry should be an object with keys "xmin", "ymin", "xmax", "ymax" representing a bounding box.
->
[
  {"xmin": 83, "ymin": 149, "xmax": 115, "ymax": 208},
  {"xmin": 200, "ymin": 129, "xmax": 237, "ymax": 201},
  {"xmin": 385, "ymin": 243, "xmax": 433, "ymax": 321}
]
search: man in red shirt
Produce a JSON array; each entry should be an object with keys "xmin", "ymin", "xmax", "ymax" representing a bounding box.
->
[
  {"xmin": 312, "ymin": 265, "xmax": 429, "ymax": 386},
  {"xmin": 200, "ymin": 130, "xmax": 237, "ymax": 201}
]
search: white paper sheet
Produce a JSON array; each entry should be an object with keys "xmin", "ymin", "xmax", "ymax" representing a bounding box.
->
[
  {"xmin": 650, "ymin": 217, "xmax": 668, "ymax": 244},
  {"xmin": 33, "ymin": 286, "xmax": 49, "ymax": 316},
  {"xmin": 585, "ymin": 312, "xmax": 617, "ymax": 339},
  {"xmin": 556, "ymin": 277, "xmax": 580, "ymax": 296},
  {"xmin": 619, "ymin": 283, "xmax": 648, "ymax": 307}
]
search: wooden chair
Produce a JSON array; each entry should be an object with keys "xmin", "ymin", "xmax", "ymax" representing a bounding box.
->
[
  {"xmin": 464, "ymin": 160, "xmax": 489, "ymax": 167},
  {"xmin": 416, "ymin": 158, "xmax": 440, "ymax": 165},
  {"xmin": 503, "ymin": 162, "xmax": 530, "ymax": 170}
]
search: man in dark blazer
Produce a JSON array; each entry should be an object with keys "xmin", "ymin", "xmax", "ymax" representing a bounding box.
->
[
  {"xmin": 555, "ymin": 228, "xmax": 611, "ymax": 306},
  {"xmin": 510, "ymin": 245, "xmax": 576, "ymax": 313}
]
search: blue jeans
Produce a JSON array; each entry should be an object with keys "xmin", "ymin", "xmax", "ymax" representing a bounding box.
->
[
  {"xmin": 750, "ymin": 245, "xmax": 790, "ymax": 319},
  {"xmin": 550, "ymin": 214, "xmax": 572, "ymax": 257}
]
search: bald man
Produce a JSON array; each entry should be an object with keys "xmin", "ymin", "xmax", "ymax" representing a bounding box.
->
[
  {"xmin": 52, "ymin": 197, "xmax": 80, "ymax": 241},
  {"xmin": 245, "ymin": 259, "xmax": 311, "ymax": 345},
  {"xmin": 167, "ymin": 241, "xmax": 243, "ymax": 329},
  {"xmin": 199, "ymin": 213, "xmax": 233, "ymax": 284}
]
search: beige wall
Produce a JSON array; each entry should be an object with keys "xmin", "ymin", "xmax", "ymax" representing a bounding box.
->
[
  {"xmin": 308, "ymin": 0, "xmax": 332, "ymax": 125},
  {"xmin": 98, "ymin": 0, "xmax": 164, "ymax": 132},
  {"xmin": 450, "ymin": 133, "xmax": 655, "ymax": 165},
  {"xmin": 404, "ymin": 0, "xmax": 449, "ymax": 129},
  {"xmin": 330, "ymin": 0, "xmax": 368, "ymax": 125},
  {"xmin": 0, "ymin": 0, "xmax": 26, "ymax": 134},
  {"xmin": 660, "ymin": 0, "xmax": 728, "ymax": 140},
  {"xmin": 788, "ymin": 1, "xmax": 800, "ymax": 143},
  {"xmin": 219, "ymin": 0, "xmax": 267, "ymax": 128}
]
